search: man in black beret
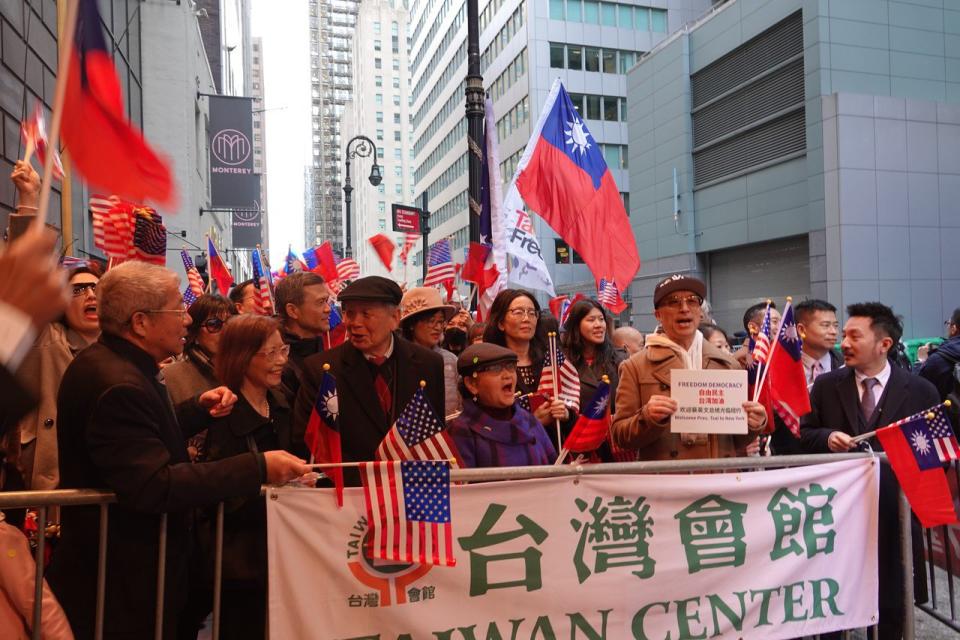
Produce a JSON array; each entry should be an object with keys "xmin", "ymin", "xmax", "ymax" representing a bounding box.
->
[{"xmin": 293, "ymin": 276, "xmax": 445, "ymax": 482}]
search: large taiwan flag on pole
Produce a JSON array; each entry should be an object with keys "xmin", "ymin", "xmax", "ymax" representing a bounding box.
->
[{"xmin": 514, "ymin": 79, "xmax": 640, "ymax": 293}]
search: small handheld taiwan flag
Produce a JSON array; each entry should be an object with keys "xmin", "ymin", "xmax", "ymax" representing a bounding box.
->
[
  {"xmin": 360, "ymin": 460, "xmax": 456, "ymax": 567},
  {"xmin": 305, "ymin": 368, "xmax": 343, "ymax": 506},
  {"xmin": 562, "ymin": 377, "xmax": 611, "ymax": 453},
  {"xmin": 876, "ymin": 404, "xmax": 960, "ymax": 527}
]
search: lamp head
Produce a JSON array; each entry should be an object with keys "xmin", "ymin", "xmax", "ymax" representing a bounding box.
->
[{"xmin": 368, "ymin": 163, "xmax": 382, "ymax": 187}]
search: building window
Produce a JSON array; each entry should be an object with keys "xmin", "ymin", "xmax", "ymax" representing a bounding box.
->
[
  {"xmin": 376, "ymin": 75, "xmax": 383, "ymax": 87},
  {"xmin": 375, "ymin": 94, "xmax": 383, "ymax": 105},
  {"xmin": 586, "ymin": 94, "xmax": 601, "ymax": 120},
  {"xmin": 393, "ymin": 113, "xmax": 401, "ymax": 124},
  {"xmin": 568, "ymin": 45, "xmax": 583, "ymax": 70},
  {"xmin": 550, "ymin": 43, "xmax": 565, "ymax": 68},
  {"xmin": 550, "ymin": 0, "xmax": 564, "ymax": 20},
  {"xmin": 376, "ymin": 111, "xmax": 384, "ymax": 123},
  {"xmin": 584, "ymin": 0, "xmax": 599, "ymax": 24},
  {"xmin": 603, "ymin": 96, "xmax": 618, "ymax": 121},
  {"xmin": 378, "ymin": 219, "xmax": 386, "ymax": 231},
  {"xmin": 378, "ymin": 184, "xmax": 385, "ymax": 194},
  {"xmin": 374, "ymin": 39, "xmax": 382, "ymax": 51},
  {"xmin": 394, "ymin": 131, "xmax": 401, "ymax": 141},
  {"xmin": 619, "ymin": 51, "xmax": 635, "ymax": 74},
  {"xmin": 393, "ymin": 58, "xmax": 399, "ymax": 71},
  {"xmin": 373, "ymin": 21, "xmax": 381, "ymax": 35},
  {"xmin": 652, "ymin": 9, "xmax": 667, "ymax": 32},
  {"xmin": 566, "ymin": 0, "xmax": 582, "ymax": 21},
  {"xmin": 634, "ymin": 7, "xmax": 649, "ymax": 30},
  {"xmin": 393, "ymin": 95, "xmax": 400, "ymax": 106},
  {"xmin": 584, "ymin": 47, "xmax": 600, "ymax": 72},
  {"xmin": 378, "ymin": 202, "xmax": 385, "ymax": 214},
  {"xmin": 621, "ymin": 191, "xmax": 629, "ymax": 213},
  {"xmin": 618, "ymin": 5, "xmax": 632, "ymax": 28},
  {"xmin": 395, "ymin": 184, "xmax": 402, "ymax": 194},
  {"xmin": 392, "ymin": 36, "xmax": 399, "ymax": 54},
  {"xmin": 394, "ymin": 166, "xmax": 402, "ymax": 177},
  {"xmin": 394, "ymin": 148, "xmax": 402, "ymax": 159},
  {"xmin": 375, "ymin": 57, "xmax": 382, "ymax": 69},
  {"xmin": 601, "ymin": 3, "xmax": 616, "ymax": 26},
  {"xmin": 391, "ymin": 21, "xmax": 399, "ymax": 35},
  {"xmin": 377, "ymin": 128, "xmax": 384, "ymax": 140},
  {"xmin": 392, "ymin": 77, "xmax": 400, "ymax": 88}
]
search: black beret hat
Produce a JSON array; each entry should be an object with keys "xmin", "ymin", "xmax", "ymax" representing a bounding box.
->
[
  {"xmin": 338, "ymin": 276, "xmax": 403, "ymax": 305},
  {"xmin": 457, "ymin": 343, "xmax": 518, "ymax": 377},
  {"xmin": 653, "ymin": 273, "xmax": 707, "ymax": 308}
]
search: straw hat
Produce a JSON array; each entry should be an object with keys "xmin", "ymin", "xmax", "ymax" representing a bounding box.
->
[{"xmin": 400, "ymin": 287, "xmax": 457, "ymax": 324}]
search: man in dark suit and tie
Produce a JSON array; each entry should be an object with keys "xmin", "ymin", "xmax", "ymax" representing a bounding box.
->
[
  {"xmin": 801, "ymin": 302, "xmax": 938, "ymax": 640},
  {"xmin": 294, "ymin": 276, "xmax": 445, "ymax": 483}
]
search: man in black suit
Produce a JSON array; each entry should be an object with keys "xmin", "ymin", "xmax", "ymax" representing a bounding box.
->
[
  {"xmin": 801, "ymin": 302, "xmax": 938, "ymax": 640},
  {"xmin": 47, "ymin": 261, "xmax": 310, "ymax": 639},
  {"xmin": 294, "ymin": 276, "xmax": 444, "ymax": 483}
]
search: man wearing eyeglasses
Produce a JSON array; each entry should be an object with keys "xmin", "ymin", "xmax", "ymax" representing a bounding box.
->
[
  {"xmin": 275, "ymin": 272, "xmax": 331, "ymax": 405},
  {"xmin": 48, "ymin": 261, "xmax": 311, "ymax": 639},
  {"xmin": 612, "ymin": 274, "xmax": 768, "ymax": 460}
]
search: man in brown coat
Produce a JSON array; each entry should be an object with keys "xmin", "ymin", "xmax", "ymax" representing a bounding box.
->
[{"xmin": 612, "ymin": 274, "xmax": 767, "ymax": 459}]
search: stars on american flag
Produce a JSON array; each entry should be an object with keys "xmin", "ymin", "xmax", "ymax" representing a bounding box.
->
[
  {"xmin": 396, "ymin": 389, "xmax": 445, "ymax": 446},
  {"xmin": 401, "ymin": 460, "xmax": 451, "ymax": 524}
]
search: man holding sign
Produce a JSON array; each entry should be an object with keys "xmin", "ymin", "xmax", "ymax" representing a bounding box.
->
[{"xmin": 612, "ymin": 274, "xmax": 767, "ymax": 459}]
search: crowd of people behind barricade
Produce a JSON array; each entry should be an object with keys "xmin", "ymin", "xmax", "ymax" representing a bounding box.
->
[{"xmin": 1, "ymin": 168, "xmax": 958, "ymax": 638}]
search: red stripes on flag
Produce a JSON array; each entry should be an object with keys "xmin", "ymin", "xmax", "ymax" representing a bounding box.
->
[{"xmin": 336, "ymin": 257, "xmax": 361, "ymax": 281}]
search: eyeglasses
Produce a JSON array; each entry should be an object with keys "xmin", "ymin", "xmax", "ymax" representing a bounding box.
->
[
  {"xmin": 143, "ymin": 302, "xmax": 189, "ymax": 317},
  {"xmin": 478, "ymin": 362, "xmax": 517, "ymax": 375},
  {"xmin": 256, "ymin": 344, "xmax": 291, "ymax": 361},
  {"xmin": 660, "ymin": 295, "xmax": 703, "ymax": 310},
  {"xmin": 419, "ymin": 315, "xmax": 447, "ymax": 328},
  {"xmin": 202, "ymin": 317, "xmax": 225, "ymax": 333},
  {"xmin": 507, "ymin": 308, "xmax": 538, "ymax": 319},
  {"xmin": 71, "ymin": 282, "xmax": 97, "ymax": 297}
]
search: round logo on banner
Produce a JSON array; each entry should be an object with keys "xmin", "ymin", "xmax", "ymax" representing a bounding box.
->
[
  {"xmin": 211, "ymin": 128, "xmax": 251, "ymax": 165},
  {"xmin": 345, "ymin": 517, "xmax": 434, "ymax": 608},
  {"xmin": 235, "ymin": 208, "xmax": 260, "ymax": 223}
]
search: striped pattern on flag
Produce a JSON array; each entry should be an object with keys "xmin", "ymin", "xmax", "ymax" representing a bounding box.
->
[
  {"xmin": 752, "ymin": 307, "xmax": 773, "ymax": 366},
  {"xmin": 597, "ymin": 278, "xmax": 622, "ymax": 310},
  {"xmin": 537, "ymin": 348, "xmax": 581, "ymax": 413},
  {"xmin": 132, "ymin": 208, "xmax": 167, "ymax": 265},
  {"xmin": 251, "ymin": 249, "xmax": 273, "ymax": 314},
  {"xmin": 376, "ymin": 388, "xmax": 461, "ymax": 466},
  {"xmin": 399, "ymin": 232, "xmax": 419, "ymax": 263},
  {"xmin": 336, "ymin": 257, "xmax": 361, "ymax": 281},
  {"xmin": 423, "ymin": 238, "xmax": 455, "ymax": 287},
  {"xmin": 90, "ymin": 195, "xmax": 132, "ymax": 258},
  {"xmin": 360, "ymin": 460, "xmax": 455, "ymax": 567},
  {"xmin": 181, "ymin": 250, "xmax": 205, "ymax": 297}
]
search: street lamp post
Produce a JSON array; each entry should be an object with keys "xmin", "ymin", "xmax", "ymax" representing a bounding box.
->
[{"xmin": 343, "ymin": 135, "xmax": 382, "ymax": 258}]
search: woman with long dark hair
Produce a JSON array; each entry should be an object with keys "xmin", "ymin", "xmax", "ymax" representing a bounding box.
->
[
  {"xmin": 483, "ymin": 289, "xmax": 568, "ymax": 427},
  {"xmin": 164, "ymin": 294, "xmax": 235, "ymax": 406},
  {"xmin": 561, "ymin": 299, "xmax": 629, "ymax": 460},
  {"xmin": 204, "ymin": 314, "xmax": 296, "ymax": 639}
]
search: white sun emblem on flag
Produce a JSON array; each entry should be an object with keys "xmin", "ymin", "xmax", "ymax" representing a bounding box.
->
[
  {"xmin": 592, "ymin": 394, "xmax": 609, "ymax": 414},
  {"xmin": 564, "ymin": 118, "xmax": 591, "ymax": 155},
  {"xmin": 784, "ymin": 323, "xmax": 799, "ymax": 342},
  {"xmin": 321, "ymin": 390, "xmax": 339, "ymax": 421},
  {"xmin": 910, "ymin": 430, "xmax": 931, "ymax": 456}
]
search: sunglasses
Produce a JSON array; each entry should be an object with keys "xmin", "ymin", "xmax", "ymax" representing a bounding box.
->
[
  {"xmin": 71, "ymin": 282, "xmax": 97, "ymax": 297},
  {"xmin": 202, "ymin": 317, "xmax": 225, "ymax": 333}
]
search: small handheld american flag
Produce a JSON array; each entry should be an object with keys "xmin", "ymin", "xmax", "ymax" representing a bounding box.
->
[
  {"xmin": 336, "ymin": 257, "xmax": 361, "ymax": 281},
  {"xmin": 423, "ymin": 238, "xmax": 455, "ymax": 288},
  {"xmin": 360, "ymin": 460, "xmax": 456, "ymax": 567},
  {"xmin": 881, "ymin": 405, "xmax": 960, "ymax": 469},
  {"xmin": 597, "ymin": 278, "xmax": 624, "ymax": 313},
  {"xmin": 536, "ymin": 343, "xmax": 581, "ymax": 413},
  {"xmin": 181, "ymin": 250, "xmax": 205, "ymax": 298},
  {"xmin": 399, "ymin": 232, "xmax": 419, "ymax": 264},
  {"xmin": 251, "ymin": 249, "xmax": 274, "ymax": 314},
  {"xmin": 376, "ymin": 386, "xmax": 461, "ymax": 465},
  {"xmin": 131, "ymin": 207, "xmax": 167, "ymax": 265}
]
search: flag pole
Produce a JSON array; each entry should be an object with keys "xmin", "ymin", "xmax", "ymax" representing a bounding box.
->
[
  {"xmin": 753, "ymin": 298, "xmax": 788, "ymax": 403},
  {"xmin": 851, "ymin": 400, "xmax": 952, "ymax": 444},
  {"xmin": 549, "ymin": 331, "xmax": 562, "ymax": 449},
  {"xmin": 311, "ymin": 458, "xmax": 458, "ymax": 471},
  {"xmin": 33, "ymin": 0, "xmax": 80, "ymax": 234},
  {"xmin": 749, "ymin": 299, "xmax": 773, "ymax": 403}
]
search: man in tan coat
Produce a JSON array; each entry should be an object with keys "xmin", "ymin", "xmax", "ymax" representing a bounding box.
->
[{"xmin": 612, "ymin": 274, "xmax": 767, "ymax": 460}]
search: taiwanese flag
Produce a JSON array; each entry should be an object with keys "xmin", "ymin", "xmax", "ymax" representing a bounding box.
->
[
  {"xmin": 514, "ymin": 80, "xmax": 639, "ymax": 293},
  {"xmin": 305, "ymin": 369, "xmax": 344, "ymax": 507},
  {"xmin": 765, "ymin": 303, "xmax": 811, "ymax": 437},
  {"xmin": 368, "ymin": 234, "xmax": 395, "ymax": 271},
  {"xmin": 302, "ymin": 246, "xmax": 319, "ymax": 270},
  {"xmin": 311, "ymin": 241, "xmax": 340, "ymax": 283},
  {"xmin": 562, "ymin": 378, "xmax": 611, "ymax": 453},
  {"xmin": 876, "ymin": 406, "xmax": 960, "ymax": 527},
  {"xmin": 323, "ymin": 304, "xmax": 347, "ymax": 350},
  {"xmin": 207, "ymin": 237, "xmax": 234, "ymax": 294},
  {"xmin": 62, "ymin": 0, "xmax": 175, "ymax": 208}
]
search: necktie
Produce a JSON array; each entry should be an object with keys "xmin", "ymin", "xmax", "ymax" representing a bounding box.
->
[
  {"xmin": 370, "ymin": 355, "xmax": 392, "ymax": 420},
  {"xmin": 860, "ymin": 377, "xmax": 879, "ymax": 423},
  {"xmin": 810, "ymin": 361, "xmax": 823, "ymax": 384}
]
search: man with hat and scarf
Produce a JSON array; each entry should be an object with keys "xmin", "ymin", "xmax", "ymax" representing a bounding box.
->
[
  {"xmin": 293, "ymin": 276, "xmax": 445, "ymax": 482},
  {"xmin": 612, "ymin": 274, "xmax": 767, "ymax": 460}
]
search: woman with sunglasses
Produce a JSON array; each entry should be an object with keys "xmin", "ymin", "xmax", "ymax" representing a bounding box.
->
[
  {"xmin": 447, "ymin": 343, "xmax": 556, "ymax": 467},
  {"xmin": 483, "ymin": 289, "xmax": 569, "ymax": 429},
  {"xmin": 201, "ymin": 314, "xmax": 297, "ymax": 638},
  {"xmin": 15, "ymin": 262, "xmax": 101, "ymax": 490}
]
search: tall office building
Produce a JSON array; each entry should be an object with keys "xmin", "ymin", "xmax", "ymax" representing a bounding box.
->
[
  {"xmin": 305, "ymin": 0, "xmax": 360, "ymax": 254},
  {"xmin": 252, "ymin": 37, "xmax": 269, "ymax": 250},
  {"xmin": 342, "ymin": 0, "xmax": 414, "ymax": 277},
  {"xmin": 408, "ymin": 0, "xmax": 709, "ymax": 297}
]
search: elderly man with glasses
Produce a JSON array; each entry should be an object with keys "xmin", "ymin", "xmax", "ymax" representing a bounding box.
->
[
  {"xmin": 612, "ymin": 274, "xmax": 767, "ymax": 461},
  {"xmin": 47, "ymin": 261, "xmax": 311, "ymax": 640}
]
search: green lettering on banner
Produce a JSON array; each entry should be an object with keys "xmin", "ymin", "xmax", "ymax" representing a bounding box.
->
[
  {"xmin": 782, "ymin": 581, "xmax": 808, "ymax": 622},
  {"xmin": 674, "ymin": 597, "xmax": 707, "ymax": 640},
  {"xmin": 529, "ymin": 615, "xmax": 556, "ymax": 640},
  {"xmin": 567, "ymin": 609, "xmax": 612, "ymax": 639},
  {"xmin": 631, "ymin": 601, "xmax": 670, "ymax": 640},
  {"xmin": 767, "ymin": 485, "xmax": 837, "ymax": 561},
  {"xmin": 705, "ymin": 591, "xmax": 746, "ymax": 637},
  {"xmin": 674, "ymin": 496, "xmax": 748, "ymax": 573},
  {"xmin": 458, "ymin": 504, "xmax": 549, "ymax": 596},
  {"xmin": 747, "ymin": 587, "xmax": 781, "ymax": 627},
  {"xmin": 810, "ymin": 578, "xmax": 845, "ymax": 619},
  {"xmin": 436, "ymin": 619, "xmax": 527, "ymax": 640}
]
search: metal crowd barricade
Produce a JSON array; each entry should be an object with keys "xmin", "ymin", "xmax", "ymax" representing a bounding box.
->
[
  {"xmin": 918, "ymin": 459, "xmax": 960, "ymax": 632},
  {"xmin": 0, "ymin": 453, "xmax": 929, "ymax": 640}
]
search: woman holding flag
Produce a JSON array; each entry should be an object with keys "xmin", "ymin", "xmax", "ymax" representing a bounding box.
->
[{"xmin": 483, "ymin": 289, "xmax": 569, "ymax": 427}]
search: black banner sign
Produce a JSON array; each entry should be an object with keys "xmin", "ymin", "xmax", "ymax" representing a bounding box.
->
[{"xmin": 209, "ymin": 96, "xmax": 260, "ymax": 210}]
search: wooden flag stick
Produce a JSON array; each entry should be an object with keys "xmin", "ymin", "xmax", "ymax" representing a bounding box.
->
[
  {"xmin": 33, "ymin": 0, "xmax": 80, "ymax": 234},
  {"xmin": 310, "ymin": 458, "xmax": 457, "ymax": 471},
  {"xmin": 750, "ymin": 299, "xmax": 773, "ymax": 403},
  {"xmin": 753, "ymin": 298, "xmax": 788, "ymax": 403}
]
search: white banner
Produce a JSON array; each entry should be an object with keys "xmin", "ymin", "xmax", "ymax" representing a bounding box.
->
[
  {"xmin": 267, "ymin": 459, "xmax": 879, "ymax": 640},
  {"xmin": 502, "ymin": 183, "xmax": 555, "ymax": 295}
]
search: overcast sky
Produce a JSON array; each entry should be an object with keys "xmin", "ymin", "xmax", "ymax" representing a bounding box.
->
[{"xmin": 251, "ymin": 0, "xmax": 311, "ymax": 266}]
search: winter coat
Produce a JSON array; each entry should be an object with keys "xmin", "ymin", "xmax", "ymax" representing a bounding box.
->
[
  {"xmin": 918, "ymin": 335, "xmax": 960, "ymax": 401},
  {"xmin": 612, "ymin": 339, "xmax": 755, "ymax": 460},
  {"xmin": 436, "ymin": 345, "xmax": 461, "ymax": 417},
  {"xmin": 447, "ymin": 398, "xmax": 557, "ymax": 468},
  {"xmin": 162, "ymin": 345, "xmax": 218, "ymax": 407}
]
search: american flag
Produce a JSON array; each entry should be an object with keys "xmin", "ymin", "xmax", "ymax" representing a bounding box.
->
[
  {"xmin": 376, "ymin": 387, "xmax": 461, "ymax": 465},
  {"xmin": 132, "ymin": 207, "xmax": 167, "ymax": 265},
  {"xmin": 59, "ymin": 256, "xmax": 88, "ymax": 271},
  {"xmin": 336, "ymin": 257, "xmax": 361, "ymax": 281},
  {"xmin": 537, "ymin": 346, "xmax": 581, "ymax": 413},
  {"xmin": 251, "ymin": 249, "xmax": 274, "ymax": 314},
  {"xmin": 883, "ymin": 405, "xmax": 960, "ymax": 469},
  {"xmin": 399, "ymin": 232, "xmax": 419, "ymax": 263},
  {"xmin": 752, "ymin": 305, "xmax": 774, "ymax": 367},
  {"xmin": 423, "ymin": 238, "xmax": 455, "ymax": 287},
  {"xmin": 181, "ymin": 250, "xmax": 205, "ymax": 298},
  {"xmin": 360, "ymin": 460, "xmax": 455, "ymax": 567},
  {"xmin": 90, "ymin": 195, "xmax": 132, "ymax": 258},
  {"xmin": 596, "ymin": 278, "xmax": 623, "ymax": 312},
  {"xmin": 21, "ymin": 103, "xmax": 63, "ymax": 179},
  {"xmin": 183, "ymin": 285, "xmax": 199, "ymax": 307}
]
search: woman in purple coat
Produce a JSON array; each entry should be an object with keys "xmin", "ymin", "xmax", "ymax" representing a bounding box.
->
[{"xmin": 447, "ymin": 343, "xmax": 557, "ymax": 467}]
